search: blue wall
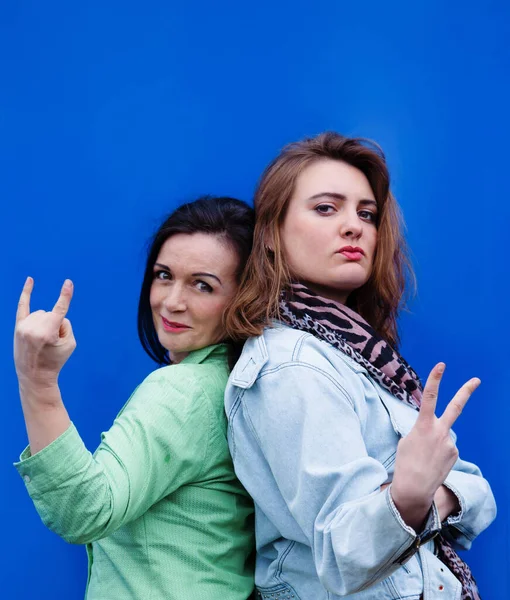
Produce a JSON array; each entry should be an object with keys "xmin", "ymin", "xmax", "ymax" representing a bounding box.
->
[{"xmin": 1, "ymin": 2, "xmax": 508, "ymax": 597}]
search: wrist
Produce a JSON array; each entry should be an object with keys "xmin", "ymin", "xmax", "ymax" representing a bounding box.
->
[
  {"xmin": 18, "ymin": 380, "xmax": 63, "ymax": 409},
  {"xmin": 17, "ymin": 368, "xmax": 59, "ymax": 386},
  {"xmin": 390, "ymin": 483, "xmax": 434, "ymax": 532},
  {"xmin": 391, "ymin": 479, "xmax": 434, "ymax": 511}
]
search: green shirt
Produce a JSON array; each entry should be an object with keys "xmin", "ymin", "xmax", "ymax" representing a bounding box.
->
[{"xmin": 15, "ymin": 344, "xmax": 254, "ymax": 600}]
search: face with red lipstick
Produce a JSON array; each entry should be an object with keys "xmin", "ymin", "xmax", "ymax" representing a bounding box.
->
[
  {"xmin": 149, "ymin": 232, "xmax": 239, "ymax": 363},
  {"xmin": 280, "ymin": 159, "xmax": 378, "ymax": 304}
]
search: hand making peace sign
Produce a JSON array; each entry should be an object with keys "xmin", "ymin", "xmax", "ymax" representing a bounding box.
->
[
  {"xmin": 14, "ymin": 277, "xmax": 77, "ymax": 387},
  {"xmin": 391, "ymin": 363, "xmax": 481, "ymax": 525}
]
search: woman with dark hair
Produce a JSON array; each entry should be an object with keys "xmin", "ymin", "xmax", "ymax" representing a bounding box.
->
[
  {"xmin": 224, "ymin": 133, "xmax": 496, "ymax": 600},
  {"xmin": 14, "ymin": 196, "xmax": 255, "ymax": 600}
]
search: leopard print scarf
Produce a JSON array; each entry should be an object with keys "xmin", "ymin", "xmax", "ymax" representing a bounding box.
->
[{"xmin": 279, "ymin": 282, "xmax": 481, "ymax": 600}]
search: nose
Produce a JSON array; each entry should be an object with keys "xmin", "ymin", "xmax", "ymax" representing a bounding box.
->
[
  {"xmin": 163, "ymin": 283, "xmax": 187, "ymax": 313},
  {"xmin": 339, "ymin": 207, "xmax": 363, "ymax": 239}
]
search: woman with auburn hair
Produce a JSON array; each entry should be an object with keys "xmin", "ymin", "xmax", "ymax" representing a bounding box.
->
[{"xmin": 224, "ymin": 133, "xmax": 496, "ymax": 600}]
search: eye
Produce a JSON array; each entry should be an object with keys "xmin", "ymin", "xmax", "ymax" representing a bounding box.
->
[
  {"xmin": 195, "ymin": 280, "xmax": 213, "ymax": 293},
  {"xmin": 154, "ymin": 269, "xmax": 171, "ymax": 281},
  {"xmin": 314, "ymin": 204, "xmax": 336, "ymax": 215},
  {"xmin": 358, "ymin": 210, "xmax": 378, "ymax": 224}
]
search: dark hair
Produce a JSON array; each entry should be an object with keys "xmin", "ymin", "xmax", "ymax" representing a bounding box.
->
[{"xmin": 138, "ymin": 196, "xmax": 254, "ymax": 364}]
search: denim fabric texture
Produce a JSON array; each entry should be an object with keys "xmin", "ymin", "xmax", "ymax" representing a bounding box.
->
[{"xmin": 225, "ymin": 324, "xmax": 496, "ymax": 600}]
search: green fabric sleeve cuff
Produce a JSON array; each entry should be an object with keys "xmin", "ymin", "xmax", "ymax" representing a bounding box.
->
[{"xmin": 13, "ymin": 423, "xmax": 90, "ymax": 498}]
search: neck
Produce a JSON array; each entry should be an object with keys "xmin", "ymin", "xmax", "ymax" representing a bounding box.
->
[
  {"xmin": 169, "ymin": 351, "xmax": 189, "ymax": 364},
  {"xmin": 295, "ymin": 281, "xmax": 350, "ymax": 305}
]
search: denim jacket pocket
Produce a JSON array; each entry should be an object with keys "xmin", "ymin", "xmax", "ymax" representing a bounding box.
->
[
  {"xmin": 255, "ymin": 582, "xmax": 301, "ymax": 600},
  {"xmin": 380, "ymin": 554, "xmax": 424, "ymax": 599}
]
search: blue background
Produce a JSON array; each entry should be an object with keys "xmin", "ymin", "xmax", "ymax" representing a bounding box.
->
[{"xmin": 1, "ymin": 2, "xmax": 508, "ymax": 597}]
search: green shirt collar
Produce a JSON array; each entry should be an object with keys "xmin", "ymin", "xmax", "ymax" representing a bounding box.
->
[{"xmin": 179, "ymin": 343, "xmax": 228, "ymax": 366}]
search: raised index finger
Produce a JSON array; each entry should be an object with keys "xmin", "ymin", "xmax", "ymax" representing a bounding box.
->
[
  {"xmin": 417, "ymin": 362, "xmax": 445, "ymax": 423},
  {"xmin": 52, "ymin": 279, "xmax": 74, "ymax": 320},
  {"xmin": 16, "ymin": 277, "xmax": 34, "ymax": 323}
]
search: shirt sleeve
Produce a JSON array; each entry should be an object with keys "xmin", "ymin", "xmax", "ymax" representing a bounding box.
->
[
  {"xmin": 14, "ymin": 368, "xmax": 212, "ymax": 544},
  {"xmin": 239, "ymin": 363, "xmax": 419, "ymax": 596},
  {"xmin": 441, "ymin": 455, "xmax": 496, "ymax": 550}
]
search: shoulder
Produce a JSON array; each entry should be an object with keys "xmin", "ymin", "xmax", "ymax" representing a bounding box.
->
[
  {"xmin": 141, "ymin": 364, "xmax": 205, "ymax": 395},
  {"xmin": 124, "ymin": 360, "xmax": 222, "ymax": 421},
  {"xmin": 146, "ymin": 346, "xmax": 228, "ymax": 391},
  {"xmin": 141, "ymin": 350, "xmax": 231, "ymax": 425},
  {"xmin": 229, "ymin": 323, "xmax": 367, "ymax": 397}
]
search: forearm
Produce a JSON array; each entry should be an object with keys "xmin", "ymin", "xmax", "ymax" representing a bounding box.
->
[
  {"xmin": 387, "ymin": 484, "xmax": 458, "ymax": 531},
  {"xmin": 15, "ymin": 424, "xmax": 117, "ymax": 544},
  {"xmin": 19, "ymin": 381, "xmax": 71, "ymax": 455},
  {"xmin": 16, "ymin": 370, "xmax": 209, "ymax": 544},
  {"xmin": 313, "ymin": 486, "xmax": 419, "ymax": 595},
  {"xmin": 17, "ymin": 385, "xmax": 118, "ymax": 543}
]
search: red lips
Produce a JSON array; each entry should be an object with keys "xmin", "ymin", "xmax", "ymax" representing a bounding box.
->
[
  {"xmin": 338, "ymin": 246, "xmax": 365, "ymax": 261},
  {"xmin": 162, "ymin": 317, "xmax": 191, "ymax": 331},
  {"xmin": 338, "ymin": 245, "xmax": 365, "ymax": 255}
]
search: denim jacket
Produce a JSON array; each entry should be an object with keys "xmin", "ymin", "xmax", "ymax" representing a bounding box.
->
[{"xmin": 225, "ymin": 324, "xmax": 496, "ymax": 600}]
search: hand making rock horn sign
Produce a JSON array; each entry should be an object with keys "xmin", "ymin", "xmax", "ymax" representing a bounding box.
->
[
  {"xmin": 15, "ymin": 277, "xmax": 76, "ymax": 379},
  {"xmin": 14, "ymin": 277, "xmax": 75, "ymax": 454}
]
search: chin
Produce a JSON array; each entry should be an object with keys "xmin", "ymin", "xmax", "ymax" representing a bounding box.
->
[
  {"xmin": 309, "ymin": 277, "xmax": 367, "ymax": 302},
  {"xmin": 333, "ymin": 269, "xmax": 370, "ymax": 288},
  {"xmin": 339, "ymin": 276, "xmax": 368, "ymax": 288},
  {"xmin": 157, "ymin": 335, "xmax": 184, "ymax": 356}
]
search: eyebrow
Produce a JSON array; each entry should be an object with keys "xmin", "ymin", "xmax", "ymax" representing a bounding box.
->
[
  {"xmin": 307, "ymin": 192, "xmax": 378, "ymax": 208},
  {"xmin": 193, "ymin": 271, "xmax": 222, "ymax": 285},
  {"xmin": 154, "ymin": 263, "xmax": 222, "ymax": 285}
]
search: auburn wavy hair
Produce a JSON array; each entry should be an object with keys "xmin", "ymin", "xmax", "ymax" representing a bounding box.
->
[
  {"xmin": 225, "ymin": 132, "xmax": 415, "ymax": 348},
  {"xmin": 225, "ymin": 131, "xmax": 414, "ymax": 348}
]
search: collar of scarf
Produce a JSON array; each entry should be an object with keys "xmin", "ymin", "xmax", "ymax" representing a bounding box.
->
[
  {"xmin": 279, "ymin": 282, "xmax": 423, "ymax": 410},
  {"xmin": 278, "ymin": 281, "xmax": 481, "ymax": 599}
]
